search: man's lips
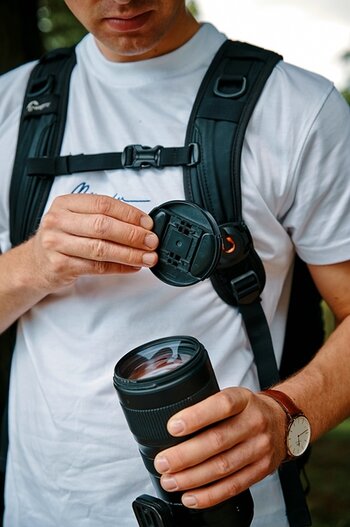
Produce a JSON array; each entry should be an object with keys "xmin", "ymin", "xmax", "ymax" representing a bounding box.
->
[{"xmin": 104, "ymin": 11, "xmax": 153, "ymax": 32}]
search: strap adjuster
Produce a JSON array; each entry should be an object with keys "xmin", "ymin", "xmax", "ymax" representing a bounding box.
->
[
  {"xmin": 231, "ymin": 271, "xmax": 261, "ymax": 304},
  {"xmin": 186, "ymin": 142, "xmax": 200, "ymax": 167},
  {"xmin": 122, "ymin": 144, "xmax": 163, "ymax": 169}
]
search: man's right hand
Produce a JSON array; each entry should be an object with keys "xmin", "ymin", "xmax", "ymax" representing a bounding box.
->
[
  {"xmin": 0, "ymin": 193, "xmax": 158, "ymax": 333},
  {"xmin": 30, "ymin": 193, "xmax": 159, "ymax": 291}
]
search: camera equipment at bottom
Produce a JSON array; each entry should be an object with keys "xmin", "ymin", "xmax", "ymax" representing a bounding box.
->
[{"xmin": 113, "ymin": 335, "xmax": 254, "ymax": 527}]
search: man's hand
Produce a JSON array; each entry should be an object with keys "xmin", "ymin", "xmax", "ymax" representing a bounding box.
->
[
  {"xmin": 0, "ymin": 193, "xmax": 159, "ymax": 333},
  {"xmin": 154, "ymin": 388, "xmax": 287, "ymax": 509},
  {"xmin": 29, "ymin": 193, "xmax": 159, "ymax": 292}
]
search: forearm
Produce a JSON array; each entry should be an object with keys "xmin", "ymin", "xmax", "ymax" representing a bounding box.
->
[
  {"xmin": 0, "ymin": 240, "xmax": 49, "ymax": 333},
  {"xmin": 275, "ymin": 314, "xmax": 350, "ymax": 441}
]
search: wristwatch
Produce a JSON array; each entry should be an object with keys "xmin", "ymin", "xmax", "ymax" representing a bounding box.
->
[{"xmin": 262, "ymin": 389, "xmax": 311, "ymax": 460}]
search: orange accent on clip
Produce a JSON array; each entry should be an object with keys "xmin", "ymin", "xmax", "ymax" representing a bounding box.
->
[{"xmin": 223, "ymin": 236, "xmax": 236, "ymax": 254}]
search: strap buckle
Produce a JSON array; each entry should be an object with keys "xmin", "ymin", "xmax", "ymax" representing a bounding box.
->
[
  {"xmin": 231, "ymin": 271, "xmax": 261, "ymax": 304},
  {"xmin": 122, "ymin": 144, "xmax": 163, "ymax": 169}
]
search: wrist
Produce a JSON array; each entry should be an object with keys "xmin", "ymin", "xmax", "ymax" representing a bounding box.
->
[
  {"xmin": 5, "ymin": 240, "xmax": 50, "ymax": 299},
  {"xmin": 260, "ymin": 388, "xmax": 311, "ymax": 462}
]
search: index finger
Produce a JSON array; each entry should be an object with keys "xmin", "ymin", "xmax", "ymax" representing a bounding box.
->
[
  {"xmin": 167, "ymin": 388, "xmax": 250, "ymax": 437},
  {"xmin": 51, "ymin": 194, "xmax": 153, "ymax": 229}
]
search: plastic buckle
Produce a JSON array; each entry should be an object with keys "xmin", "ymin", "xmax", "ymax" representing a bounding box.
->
[
  {"xmin": 122, "ymin": 144, "xmax": 163, "ymax": 169},
  {"xmin": 231, "ymin": 271, "xmax": 261, "ymax": 304}
]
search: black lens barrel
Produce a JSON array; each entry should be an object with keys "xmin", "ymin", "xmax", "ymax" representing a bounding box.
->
[
  {"xmin": 113, "ymin": 336, "xmax": 254, "ymax": 527},
  {"xmin": 114, "ymin": 336, "xmax": 219, "ymax": 447}
]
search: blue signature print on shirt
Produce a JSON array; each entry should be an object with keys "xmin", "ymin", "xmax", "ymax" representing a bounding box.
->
[{"xmin": 71, "ymin": 181, "xmax": 151, "ymax": 203}]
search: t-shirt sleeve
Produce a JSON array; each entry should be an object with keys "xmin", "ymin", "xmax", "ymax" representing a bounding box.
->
[{"xmin": 282, "ymin": 87, "xmax": 350, "ymax": 265}]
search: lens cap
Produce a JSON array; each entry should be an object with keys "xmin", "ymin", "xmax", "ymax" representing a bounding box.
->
[{"xmin": 149, "ymin": 200, "xmax": 222, "ymax": 287}]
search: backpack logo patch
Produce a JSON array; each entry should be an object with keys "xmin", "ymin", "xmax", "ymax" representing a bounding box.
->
[
  {"xmin": 26, "ymin": 100, "xmax": 51, "ymax": 113},
  {"xmin": 24, "ymin": 95, "xmax": 57, "ymax": 118}
]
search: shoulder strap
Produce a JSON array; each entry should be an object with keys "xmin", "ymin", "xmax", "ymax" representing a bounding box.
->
[
  {"xmin": 183, "ymin": 40, "xmax": 311, "ymax": 527},
  {"xmin": 1, "ymin": 48, "xmax": 77, "ymax": 520},
  {"xmin": 184, "ymin": 39, "xmax": 282, "ymax": 386},
  {"xmin": 9, "ymin": 46, "xmax": 77, "ymax": 247}
]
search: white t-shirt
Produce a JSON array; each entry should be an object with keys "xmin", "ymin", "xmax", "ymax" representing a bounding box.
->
[{"xmin": 0, "ymin": 23, "xmax": 349, "ymax": 527}]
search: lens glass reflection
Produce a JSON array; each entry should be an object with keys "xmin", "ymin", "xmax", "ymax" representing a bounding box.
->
[{"xmin": 120, "ymin": 341, "xmax": 193, "ymax": 381}]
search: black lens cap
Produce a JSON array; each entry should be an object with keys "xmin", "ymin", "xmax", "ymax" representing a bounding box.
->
[{"xmin": 149, "ymin": 200, "xmax": 222, "ymax": 287}]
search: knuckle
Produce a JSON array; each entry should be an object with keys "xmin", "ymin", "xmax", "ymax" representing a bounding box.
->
[
  {"xmin": 51, "ymin": 195, "xmax": 64, "ymax": 209},
  {"xmin": 123, "ymin": 248, "xmax": 137, "ymax": 266},
  {"xmin": 40, "ymin": 211, "xmax": 57, "ymax": 231},
  {"xmin": 94, "ymin": 260, "xmax": 108, "ymax": 274},
  {"xmin": 95, "ymin": 195, "xmax": 113, "ymax": 215},
  {"xmin": 205, "ymin": 489, "xmax": 218, "ymax": 508},
  {"xmin": 217, "ymin": 390, "xmax": 236, "ymax": 415},
  {"xmin": 258, "ymin": 433, "xmax": 271, "ymax": 455},
  {"xmin": 215, "ymin": 453, "xmax": 231, "ymax": 476},
  {"xmin": 227, "ymin": 478, "xmax": 241, "ymax": 498},
  {"xmin": 49, "ymin": 253, "xmax": 68, "ymax": 275},
  {"xmin": 209, "ymin": 427, "xmax": 226, "ymax": 451},
  {"xmin": 255, "ymin": 454, "xmax": 273, "ymax": 478},
  {"xmin": 252, "ymin": 409, "xmax": 266, "ymax": 433},
  {"xmin": 92, "ymin": 214, "xmax": 110, "ymax": 237},
  {"xmin": 128, "ymin": 225, "xmax": 142, "ymax": 246},
  {"xmin": 122, "ymin": 204, "xmax": 139, "ymax": 224},
  {"xmin": 41, "ymin": 232, "xmax": 57, "ymax": 251},
  {"xmin": 260, "ymin": 455, "xmax": 273, "ymax": 474},
  {"xmin": 91, "ymin": 239, "xmax": 107, "ymax": 260}
]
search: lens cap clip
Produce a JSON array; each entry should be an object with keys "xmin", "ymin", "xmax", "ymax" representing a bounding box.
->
[{"xmin": 149, "ymin": 201, "xmax": 222, "ymax": 287}]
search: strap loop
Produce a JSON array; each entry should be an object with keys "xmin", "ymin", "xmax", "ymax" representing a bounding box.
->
[{"xmin": 214, "ymin": 75, "xmax": 247, "ymax": 99}]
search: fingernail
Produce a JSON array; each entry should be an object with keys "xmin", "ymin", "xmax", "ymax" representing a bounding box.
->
[
  {"xmin": 140, "ymin": 215, "xmax": 153, "ymax": 229},
  {"xmin": 144, "ymin": 233, "xmax": 158, "ymax": 249},
  {"xmin": 182, "ymin": 495, "xmax": 198, "ymax": 508},
  {"xmin": 161, "ymin": 476, "xmax": 178, "ymax": 491},
  {"xmin": 168, "ymin": 419, "xmax": 185, "ymax": 435},
  {"xmin": 142, "ymin": 253, "xmax": 157, "ymax": 266},
  {"xmin": 155, "ymin": 456, "xmax": 170, "ymax": 473}
]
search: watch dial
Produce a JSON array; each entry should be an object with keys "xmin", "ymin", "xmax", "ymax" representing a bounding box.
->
[{"xmin": 287, "ymin": 415, "xmax": 311, "ymax": 457}]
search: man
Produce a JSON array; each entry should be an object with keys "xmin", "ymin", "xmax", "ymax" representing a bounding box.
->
[{"xmin": 0, "ymin": 1, "xmax": 349, "ymax": 526}]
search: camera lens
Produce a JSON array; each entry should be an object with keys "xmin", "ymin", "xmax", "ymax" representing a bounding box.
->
[
  {"xmin": 113, "ymin": 336, "xmax": 254, "ymax": 527},
  {"xmin": 114, "ymin": 336, "xmax": 219, "ymax": 428}
]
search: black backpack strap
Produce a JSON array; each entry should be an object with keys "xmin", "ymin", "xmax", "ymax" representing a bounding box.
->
[
  {"xmin": 280, "ymin": 254, "xmax": 324, "ymax": 379},
  {"xmin": 0, "ymin": 47, "xmax": 77, "ymax": 525},
  {"xmin": 9, "ymin": 46, "xmax": 77, "ymax": 247},
  {"xmin": 184, "ymin": 39, "xmax": 311, "ymax": 526},
  {"xmin": 184, "ymin": 39, "xmax": 282, "ymax": 385}
]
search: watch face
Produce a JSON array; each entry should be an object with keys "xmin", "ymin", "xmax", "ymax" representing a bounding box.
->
[{"xmin": 287, "ymin": 415, "xmax": 311, "ymax": 457}]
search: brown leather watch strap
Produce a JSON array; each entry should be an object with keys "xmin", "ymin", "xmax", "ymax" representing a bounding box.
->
[{"xmin": 261, "ymin": 389, "xmax": 302, "ymax": 417}]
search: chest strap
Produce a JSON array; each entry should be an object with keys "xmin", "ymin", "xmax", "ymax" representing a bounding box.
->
[{"xmin": 27, "ymin": 143, "xmax": 200, "ymax": 177}]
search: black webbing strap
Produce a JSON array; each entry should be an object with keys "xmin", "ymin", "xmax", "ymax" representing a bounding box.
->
[
  {"xmin": 239, "ymin": 302, "xmax": 280, "ymax": 388},
  {"xmin": 9, "ymin": 46, "xmax": 77, "ymax": 247},
  {"xmin": 1, "ymin": 48, "xmax": 77, "ymax": 524},
  {"xmin": 27, "ymin": 143, "xmax": 200, "ymax": 176},
  {"xmin": 279, "ymin": 462, "xmax": 313, "ymax": 527},
  {"xmin": 183, "ymin": 40, "xmax": 311, "ymax": 526}
]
